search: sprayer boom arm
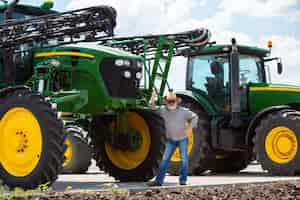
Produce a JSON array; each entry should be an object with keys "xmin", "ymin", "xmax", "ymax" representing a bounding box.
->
[
  {"xmin": 0, "ymin": 5, "xmax": 117, "ymax": 52},
  {"xmin": 99, "ymin": 28, "xmax": 211, "ymax": 57}
]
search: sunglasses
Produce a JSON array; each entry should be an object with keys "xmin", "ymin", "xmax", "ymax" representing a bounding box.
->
[{"xmin": 166, "ymin": 100, "xmax": 176, "ymax": 104}]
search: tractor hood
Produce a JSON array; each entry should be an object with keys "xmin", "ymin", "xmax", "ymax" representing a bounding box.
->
[
  {"xmin": 34, "ymin": 42, "xmax": 143, "ymax": 61},
  {"xmin": 63, "ymin": 43, "xmax": 142, "ymax": 60},
  {"xmin": 248, "ymin": 83, "xmax": 300, "ymax": 114}
]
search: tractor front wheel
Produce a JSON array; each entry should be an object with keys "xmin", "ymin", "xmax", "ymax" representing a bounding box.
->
[
  {"xmin": 90, "ymin": 110, "xmax": 166, "ymax": 182},
  {"xmin": 255, "ymin": 109, "xmax": 300, "ymax": 175},
  {"xmin": 0, "ymin": 89, "xmax": 66, "ymax": 189}
]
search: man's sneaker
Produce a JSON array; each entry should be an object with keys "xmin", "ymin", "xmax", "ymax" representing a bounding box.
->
[
  {"xmin": 147, "ymin": 181, "xmax": 162, "ymax": 187},
  {"xmin": 179, "ymin": 182, "xmax": 187, "ymax": 186}
]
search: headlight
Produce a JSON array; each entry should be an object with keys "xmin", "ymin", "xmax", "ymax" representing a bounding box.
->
[
  {"xmin": 115, "ymin": 59, "xmax": 131, "ymax": 67},
  {"xmin": 136, "ymin": 72, "xmax": 143, "ymax": 80},
  {"xmin": 51, "ymin": 59, "xmax": 60, "ymax": 67},
  {"xmin": 124, "ymin": 71, "xmax": 131, "ymax": 79},
  {"xmin": 115, "ymin": 59, "xmax": 125, "ymax": 66},
  {"xmin": 137, "ymin": 61, "xmax": 143, "ymax": 68},
  {"xmin": 124, "ymin": 60, "xmax": 131, "ymax": 67}
]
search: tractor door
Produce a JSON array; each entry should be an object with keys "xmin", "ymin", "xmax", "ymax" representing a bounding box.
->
[{"xmin": 186, "ymin": 54, "xmax": 230, "ymax": 113}]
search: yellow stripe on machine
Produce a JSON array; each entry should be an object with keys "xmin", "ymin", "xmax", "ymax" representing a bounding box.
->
[
  {"xmin": 34, "ymin": 52, "xmax": 95, "ymax": 59},
  {"xmin": 250, "ymin": 87, "xmax": 300, "ymax": 93}
]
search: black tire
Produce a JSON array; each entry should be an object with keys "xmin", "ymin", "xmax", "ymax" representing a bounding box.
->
[
  {"xmin": 255, "ymin": 109, "xmax": 300, "ymax": 176},
  {"xmin": 62, "ymin": 126, "xmax": 92, "ymax": 174},
  {"xmin": 209, "ymin": 151, "xmax": 251, "ymax": 173},
  {"xmin": 90, "ymin": 109, "xmax": 166, "ymax": 182},
  {"xmin": 0, "ymin": 88, "xmax": 66, "ymax": 189},
  {"xmin": 167, "ymin": 98, "xmax": 208, "ymax": 175}
]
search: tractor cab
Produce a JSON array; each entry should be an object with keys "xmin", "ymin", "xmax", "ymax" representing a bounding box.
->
[{"xmin": 186, "ymin": 44, "xmax": 270, "ymax": 114}]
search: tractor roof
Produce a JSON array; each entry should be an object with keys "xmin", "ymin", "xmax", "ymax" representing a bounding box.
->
[
  {"xmin": 184, "ymin": 44, "xmax": 270, "ymax": 58},
  {"xmin": 0, "ymin": 4, "xmax": 57, "ymax": 16}
]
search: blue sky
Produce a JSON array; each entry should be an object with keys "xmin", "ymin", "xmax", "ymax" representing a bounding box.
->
[{"xmin": 19, "ymin": 0, "xmax": 300, "ymax": 89}]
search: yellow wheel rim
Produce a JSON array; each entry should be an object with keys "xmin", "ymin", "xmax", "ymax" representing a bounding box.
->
[
  {"xmin": 63, "ymin": 138, "xmax": 73, "ymax": 167},
  {"xmin": 265, "ymin": 126, "xmax": 298, "ymax": 164},
  {"xmin": 105, "ymin": 112, "xmax": 151, "ymax": 170},
  {"xmin": 0, "ymin": 107, "xmax": 42, "ymax": 177},
  {"xmin": 171, "ymin": 123, "xmax": 194, "ymax": 162}
]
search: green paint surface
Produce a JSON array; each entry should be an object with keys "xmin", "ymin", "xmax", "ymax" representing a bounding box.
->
[
  {"xmin": 249, "ymin": 83, "xmax": 300, "ymax": 114},
  {"xmin": 33, "ymin": 44, "xmax": 144, "ymax": 114}
]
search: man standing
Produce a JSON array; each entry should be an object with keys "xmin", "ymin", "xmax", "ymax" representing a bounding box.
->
[{"xmin": 147, "ymin": 91, "xmax": 198, "ymax": 186}]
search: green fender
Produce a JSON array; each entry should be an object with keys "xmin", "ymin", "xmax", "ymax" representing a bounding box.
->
[{"xmin": 176, "ymin": 90, "xmax": 218, "ymax": 115}]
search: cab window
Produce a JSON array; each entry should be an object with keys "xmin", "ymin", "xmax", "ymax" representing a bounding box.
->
[{"xmin": 238, "ymin": 55, "xmax": 264, "ymax": 85}]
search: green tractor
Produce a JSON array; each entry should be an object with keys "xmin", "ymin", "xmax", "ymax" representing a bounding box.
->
[
  {"xmin": 0, "ymin": 0, "xmax": 118, "ymax": 189},
  {"xmin": 170, "ymin": 39, "xmax": 300, "ymax": 175},
  {"xmin": 100, "ymin": 35, "xmax": 300, "ymax": 176}
]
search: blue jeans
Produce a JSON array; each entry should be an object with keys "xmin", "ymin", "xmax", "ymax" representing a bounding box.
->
[{"xmin": 155, "ymin": 138, "xmax": 188, "ymax": 185}]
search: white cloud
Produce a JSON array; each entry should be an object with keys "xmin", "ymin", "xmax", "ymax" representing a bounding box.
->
[
  {"xmin": 67, "ymin": 0, "xmax": 197, "ymax": 35},
  {"xmin": 67, "ymin": 0, "xmax": 300, "ymax": 88},
  {"xmin": 67, "ymin": 0, "xmax": 253, "ymax": 43},
  {"xmin": 219, "ymin": 0, "xmax": 300, "ymax": 21}
]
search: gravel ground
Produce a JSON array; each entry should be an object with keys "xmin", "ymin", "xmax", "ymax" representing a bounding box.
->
[{"xmin": 2, "ymin": 181, "xmax": 300, "ymax": 200}]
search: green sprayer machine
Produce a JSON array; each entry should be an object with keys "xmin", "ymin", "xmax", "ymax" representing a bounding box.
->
[
  {"xmin": 100, "ymin": 32, "xmax": 300, "ymax": 176},
  {"xmin": 0, "ymin": 0, "xmax": 210, "ymax": 189},
  {"xmin": 0, "ymin": 0, "xmax": 117, "ymax": 189}
]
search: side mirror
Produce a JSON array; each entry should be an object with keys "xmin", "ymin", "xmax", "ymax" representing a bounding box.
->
[{"xmin": 277, "ymin": 61, "xmax": 283, "ymax": 74}]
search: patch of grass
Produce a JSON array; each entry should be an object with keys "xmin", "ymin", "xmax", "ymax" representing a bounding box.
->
[{"xmin": 0, "ymin": 182, "xmax": 52, "ymax": 200}]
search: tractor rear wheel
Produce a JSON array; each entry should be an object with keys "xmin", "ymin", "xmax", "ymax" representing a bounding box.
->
[
  {"xmin": 90, "ymin": 109, "xmax": 166, "ymax": 182},
  {"xmin": 62, "ymin": 126, "xmax": 92, "ymax": 174},
  {"xmin": 0, "ymin": 89, "xmax": 66, "ymax": 189},
  {"xmin": 255, "ymin": 109, "xmax": 300, "ymax": 175},
  {"xmin": 168, "ymin": 98, "xmax": 208, "ymax": 175}
]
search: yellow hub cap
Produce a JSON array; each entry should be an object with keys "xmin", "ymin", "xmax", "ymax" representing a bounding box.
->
[
  {"xmin": 171, "ymin": 124, "xmax": 194, "ymax": 162},
  {"xmin": 0, "ymin": 107, "xmax": 42, "ymax": 177},
  {"xmin": 63, "ymin": 138, "xmax": 73, "ymax": 167},
  {"xmin": 105, "ymin": 112, "xmax": 151, "ymax": 170},
  {"xmin": 265, "ymin": 126, "xmax": 298, "ymax": 164}
]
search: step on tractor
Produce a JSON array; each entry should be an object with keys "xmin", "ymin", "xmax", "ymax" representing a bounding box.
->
[
  {"xmin": 100, "ymin": 32, "xmax": 300, "ymax": 176},
  {"xmin": 0, "ymin": 0, "xmax": 211, "ymax": 186},
  {"xmin": 0, "ymin": 0, "xmax": 117, "ymax": 189}
]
